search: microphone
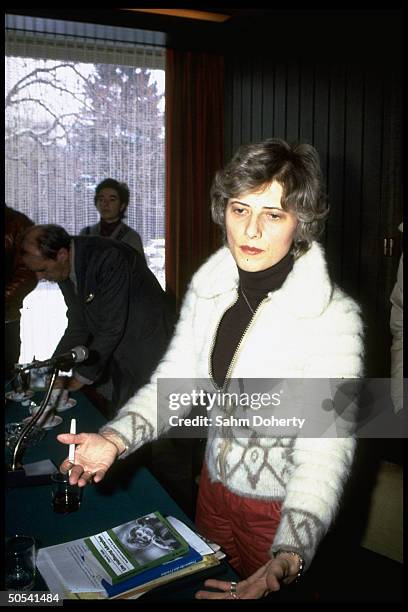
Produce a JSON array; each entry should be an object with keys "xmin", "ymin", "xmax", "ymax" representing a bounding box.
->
[{"xmin": 17, "ymin": 346, "xmax": 89, "ymax": 371}]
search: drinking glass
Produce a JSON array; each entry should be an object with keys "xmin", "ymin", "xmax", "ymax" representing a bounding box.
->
[
  {"xmin": 5, "ymin": 535, "xmax": 36, "ymax": 591},
  {"xmin": 12, "ymin": 369, "xmax": 31, "ymax": 394},
  {"xmin": 51, "ymin": 472, "xmax": 81, "ymax": 514}
]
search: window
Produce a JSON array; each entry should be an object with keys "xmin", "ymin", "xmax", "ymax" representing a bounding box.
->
[{"xmin": 5, "ymin": 16, "xmax": 166, "ymax": 362}]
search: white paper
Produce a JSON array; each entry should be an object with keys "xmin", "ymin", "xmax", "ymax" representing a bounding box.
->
[
  {"xmin": 37, "ymin": 540, "xmax": 105, "ymax": 594},
  {"xmin": 24, "ymin": 459, "xmax": 58, "ymax": 476},
  {"xmin": 166, "ymin": 516, "xmax": 214, "ymax": 556}
]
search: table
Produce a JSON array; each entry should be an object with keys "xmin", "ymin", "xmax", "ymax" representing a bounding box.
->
[{"xmin": 5, "ymin": 390, "xmax": 235, "ymax": 600}]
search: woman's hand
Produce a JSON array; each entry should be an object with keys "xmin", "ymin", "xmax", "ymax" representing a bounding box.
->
[
  {"xmin": 56, "ymin": 432, "xmax": 119, "ymax": 487},
  {"xmin": 195, "ymin": 554, "xmax": 300, "ymax": 600}
]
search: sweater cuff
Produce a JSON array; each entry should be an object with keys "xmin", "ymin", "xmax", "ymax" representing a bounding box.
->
[
  {"xmin": 99, "ymin": 411, "xmax": 155, "ymax": 458},
  {"xmin": 98, "ymin": 427, "xmax": 131, "ymax": 459},
  {"xmin": 271, "ymin": 507, "xmax": 326, "ymax": 571}
]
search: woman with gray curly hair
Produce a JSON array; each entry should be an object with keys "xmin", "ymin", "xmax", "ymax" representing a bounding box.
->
[
  {"xmin": 211, "ymin": 138, "xmax": 328, "ymax": 257},
  {"xmin": 58, "ymin": 138, "xmax": 364, "ymax": 600}
]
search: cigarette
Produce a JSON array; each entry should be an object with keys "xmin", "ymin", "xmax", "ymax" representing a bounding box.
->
[{"xmin": 68, "ymin": 418, "xmax": 76, "ymax": 467}]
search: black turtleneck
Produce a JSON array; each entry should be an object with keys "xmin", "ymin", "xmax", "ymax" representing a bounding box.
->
[
  {"xmin": 211, "ymin": 250, "xmax": 294, "ymax": 388},
  {"xmin": 100, "ymin": 218, "xmax": 121, "ymax": 237}
]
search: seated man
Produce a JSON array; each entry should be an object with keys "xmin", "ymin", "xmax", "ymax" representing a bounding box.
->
[{"xmin": 21, "ymin": 224, "xmax": 170, "ymax": 417}]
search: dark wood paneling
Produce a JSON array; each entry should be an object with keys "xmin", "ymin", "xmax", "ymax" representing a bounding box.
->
[
  {"xmin": 313, "ymin": 63, "xmax": 329, "ymax": 241},
  {"xmin": 341, "ymin": 64, "xmax": 364, "ymax": 300},
  {"xmin": 313, "ymin": 64, "xmax": 329, "ymax": 180},
  {"xmin": 286, "ymin": 62, "xmax": 300, "ymax": 142},
  {"xmin": 241, "ymin": 57, "xmax": 253, "ymax": 145},
  {"xmin": 224, "ymin": 47, "xmax": 402, "ymax": 376},
  {"xmin": 251, "ymin": 60, "xmax": 263, "ymax": 143},
  {"xmin": 326, "ymin": 63, "xmax": 346, "ymax": 284},
  {"xmin": 261, "ymin": 59, "xmax": 274, "ymax": 139},
  {"xmin": 231, "ymin": 59, "xmax": 243, "ymax": 153},
  {"xmin": 273, "ymin": 63, "xmax": 287, "ymax": 140},
  {"xmin": 299, "ymin": 62, "xmax": 314, "ymax": 145}
]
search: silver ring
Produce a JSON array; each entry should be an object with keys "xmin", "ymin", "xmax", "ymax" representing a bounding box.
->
[{"xmin": 230, "ymin": 581, "xmax": 237, "ymax": 594}]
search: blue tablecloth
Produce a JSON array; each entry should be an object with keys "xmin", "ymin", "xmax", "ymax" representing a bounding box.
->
[{"xmin": 5, "ymin": 390, "xmax": 235, "ymax": 599}]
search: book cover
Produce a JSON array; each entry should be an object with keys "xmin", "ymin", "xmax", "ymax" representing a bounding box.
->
[
  {"xmin": 84, "ymin": 511, "xmax": 189, "ymax": 585},
  {"xmin": 114, "ymin": 553, "xmax": 221, "ymax": 600},
  {"xmin": 101, "ymin": 545, "xmax": 202, "ymax": 598},
  {"xmin": 70, "ymin": 556, "xmax": 222, "ymax": 601}
]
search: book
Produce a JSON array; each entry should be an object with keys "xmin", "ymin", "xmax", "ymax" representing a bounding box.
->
[
  {"xmin": 99, "ymin": 517, "xmax": 223, "ymax": 599},
  {"xmin": 66, "ymin": 553, "xmax": 223, "ymax": 601},
  {"xmin": 113, "ymin": 553, "xmax": 221, "ymax": 600},
  {"xmin": 36, "ymin": 514, "xmax": 223, "ymax": 600},
  {"xmin": 100, "ymin": 544, "xmax": 202, "ymax": 598},
  {"xmin": 84, "ymin": 511, "xmax": 189, "ymax": 585}
]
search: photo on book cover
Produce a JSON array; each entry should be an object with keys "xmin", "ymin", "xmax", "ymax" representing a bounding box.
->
[{"xmin": 112, "ymin": 513, "xmax": 184, "ymax": 565}]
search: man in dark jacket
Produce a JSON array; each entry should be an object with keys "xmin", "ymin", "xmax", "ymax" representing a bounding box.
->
[
  {"xmin": 20, "ymin": 224, "xmax": 169, "ymax": 416},
  {"xmin": 5, "ymin": 204, "xmax": 38, "ymax": 377}
]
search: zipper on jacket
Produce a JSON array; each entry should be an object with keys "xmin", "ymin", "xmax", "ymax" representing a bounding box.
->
[
  {"xmin": 207, "ymin": 292, "xmax": 239, "ymax": 392},
  {"xmin": 208, "ymin": 294, "xmax": 269, "ymax": 483}
]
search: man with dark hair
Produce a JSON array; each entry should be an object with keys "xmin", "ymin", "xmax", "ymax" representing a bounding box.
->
[
  {"xmin": 80, "ymin": 178, "xmax": 146, "ymax": 261},
  {"xmin": 21, "ymin": 224, "xmax": 169, "ymax": 416},
  {"xmin": 5, "ymin": 204, "xmax": 38, "ymax": 378}
]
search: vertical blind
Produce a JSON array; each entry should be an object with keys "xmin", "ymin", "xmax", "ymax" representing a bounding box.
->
[{"xmin": 5, "ymin": 25, "xmax": 165, "ymax": 243}]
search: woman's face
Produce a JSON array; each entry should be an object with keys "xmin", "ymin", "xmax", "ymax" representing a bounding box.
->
[
  {"xmin": 225, "ymin": 181, "xmax": 298, "ymax": 272},
  {"xmin": 95, "ymin": 187, "xmax": 124, "ymax": 222},
  {"xmin": 127, "ymin": 526, "xmax": 154, "ymax": 546}
]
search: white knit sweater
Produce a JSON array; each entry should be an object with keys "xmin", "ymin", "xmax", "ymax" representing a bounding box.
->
[{"xmin": 101, "ymin": 242, "xmax": 364, "ymax": 569}]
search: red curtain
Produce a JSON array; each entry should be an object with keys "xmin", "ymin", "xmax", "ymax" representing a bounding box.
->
[{"xmin": 165, "ymin": 48, "xmax": 224, "ymax": 308}]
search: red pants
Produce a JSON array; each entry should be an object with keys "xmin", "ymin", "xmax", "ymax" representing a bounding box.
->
[{"xmin": 195, "ymin": 464, "xmax": 282, "ymax": 578}]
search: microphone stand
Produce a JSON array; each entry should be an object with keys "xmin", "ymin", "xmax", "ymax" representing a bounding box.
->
[{"xmin": 7, "ymin": 365, "xmax": 60, "ymax": 487}]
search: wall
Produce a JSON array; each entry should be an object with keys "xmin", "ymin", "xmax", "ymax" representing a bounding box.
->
[{"xmin": 223, "ymin": 10, "xmax": 402, "ymax": 377}]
